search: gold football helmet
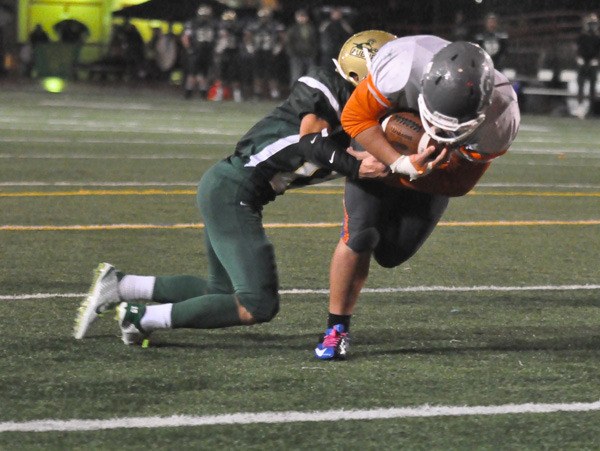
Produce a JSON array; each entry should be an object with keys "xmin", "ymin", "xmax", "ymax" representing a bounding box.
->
[{"xmin": 334, "ymin": 30, "xmax": 396, "ymax": 86}]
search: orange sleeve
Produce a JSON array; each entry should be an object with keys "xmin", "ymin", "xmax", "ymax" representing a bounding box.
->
[{"xmin": 341, "ymin": 74, "xmax": 392, "ymax": 138}]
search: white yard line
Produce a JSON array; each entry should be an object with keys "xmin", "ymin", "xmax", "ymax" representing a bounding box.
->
[
  {"xmin": 2, "ymin": 400, "xmax": 600, "ymax": 432},
  {"xmin": 0, "ymin": 137, "xmax": 235, "ymax": 145},
  {"xmin": 0, "ymin": 181, "xmax": 595, "ymax": 189},
  {"xmin": 1, "ymin": 284, "xmax": 599, "ymax": 301},
  {"xmin": 507, "ymin": 147, "xmax": 600, "ymax": 155},
  {"xmin": 0, "ymin": 153, "xmax": 218, "ymax": 160},
  {"xmin": 0, "ymin": 124, "xmax": 241, "ymax": 135}
]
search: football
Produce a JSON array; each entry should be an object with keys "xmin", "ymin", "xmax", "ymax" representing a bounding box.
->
[{"xmin": 381, "ymin": 111, "xmax": 428, "ymax": 155}]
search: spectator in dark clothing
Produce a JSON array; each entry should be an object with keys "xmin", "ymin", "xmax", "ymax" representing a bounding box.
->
[
  {"xmin": 122, "ymin": 19, "xmax": 145, "ymax": 79},
  {"xmin": 452, "ymin": 11, "xmax": 469, "ymax": 42},
  {"xmin": 245, "ymin": 8, "xmax": 285, "ymax": 99},
  {"xmin": 213, "ymin": 10, "xmax": 243, "ymax": 102},
  {"xmin": 53, "ymin": 19, "xmax": 89, "ymax": 44},
  {"xmin": 182, "ymin": 5, "xmax": 217, "ymax": 99},
  {"xmin": 318, "ymin": 7, "xmax": 352, "ymax": 67},
  {"xmin": 22, "ymin": 24, "xmax": 50, "ymax": 77},
  {"xmin": 30, "ymin": 24, "xmax": 49, "ymax": 45},
  {"xmin": 474, "ymin": 13, "xmax": 508, "ymax": 70},
  {"xmin": 285, "ymin": 8, "xmax": 318, "ymax": 86},
  {"xmin": 576, "ymin": 13, "xmax": 600, "ymax": 105}
]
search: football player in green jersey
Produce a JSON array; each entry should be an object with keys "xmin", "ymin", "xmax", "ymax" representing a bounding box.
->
[{"xmin": 73, "ymin": 31, "xmax": 396, "ymax": 345}]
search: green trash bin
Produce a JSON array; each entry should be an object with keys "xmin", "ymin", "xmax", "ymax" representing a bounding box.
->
[{"xmin": 32, "ymin": 42, "xmax": 81, "ymax": 79}]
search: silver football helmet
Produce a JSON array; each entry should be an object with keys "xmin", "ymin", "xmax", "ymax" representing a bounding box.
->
[{"xmin": 418, "ymin": 41, "xmax": 494, "ymax": 145}]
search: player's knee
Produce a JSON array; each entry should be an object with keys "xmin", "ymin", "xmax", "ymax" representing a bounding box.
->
[
  {"xmin": 237, "ymin": 293, "xmax": 280, "ymax": 324},
  {"xmin": 373, "ymin": 246, "xmax": 414, "ymax": 268},
  {"xmin": 346, "ymin": 227, "xmax": 380, "ymax": 253}
]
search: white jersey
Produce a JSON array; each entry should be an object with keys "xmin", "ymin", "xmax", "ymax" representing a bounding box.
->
[{"xmin": 369, "ymin": 35, "xmax": 520, "ymax": 154}]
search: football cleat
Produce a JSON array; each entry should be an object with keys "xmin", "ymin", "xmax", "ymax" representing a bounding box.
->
[
  {"xmin": 116, "ymin": 302, "xmax": 149, "ymax": 346},
  {"xmin": 314, "ymin": 324, "xmax": 350, "ymax": 360},
  {"xmin": 73, "ymin": 262, "xmax": 121, "ymax": 339}
]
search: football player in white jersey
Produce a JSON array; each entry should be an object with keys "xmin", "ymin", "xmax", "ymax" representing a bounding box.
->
[{"xmin": 314, "ymin": 35, "xmax": 521, "ymax": 360}]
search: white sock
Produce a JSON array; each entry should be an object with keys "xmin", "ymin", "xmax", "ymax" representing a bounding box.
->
[
  {"xmin": 140, "ymin": 303, "xmax": 173, "ymax": 331},
  {"xmin": 118, "ymin": 275, "xmax": 156, "ymax": 301}
]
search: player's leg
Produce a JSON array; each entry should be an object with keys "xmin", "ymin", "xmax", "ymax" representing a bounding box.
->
[
  {"xmin": 192, "ymin": 160, "xmax": 279, "ymax": 324},
  {"xmin": 329, "ymin": 239, "xmax": 371, "ymax": 317},
  {"xmin": 197, "ymin": 46, "xmax": 212, "ymax": 98},
  {"xmin": 74, "ymin": 228, "xmax": 227, "ymax": 340},
  {"xmin": 226, "ymin": 50, "xmax": 243, "ymax": 102},
  {"xmin": 315, "ymin": 178, "xmax": 383, "ymax": 359},
  {"xmin": 373, "ymin": 189, "xmax": 449, "ymax": 268},
  {"xmin": 117, "ymin": 161, "xmax": 279, "ymax": 344},
  {"xmin": 184, "ymin": 52, "xmax": 196, "ymax": 99},
  {"xmin": 577, "ymin": 65, "xmax": 586, "ymax": 104},
  {"xmin": 589, "ymin": 66, "xmax": 597, "ymax": 102}
]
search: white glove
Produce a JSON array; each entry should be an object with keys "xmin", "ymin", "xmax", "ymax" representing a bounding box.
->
[{"xmin": 389, "ymin": 155, "xmax": 432, "ymax": 181}]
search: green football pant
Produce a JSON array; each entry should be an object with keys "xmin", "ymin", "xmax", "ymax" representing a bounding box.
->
[{"xmin": 152, "ymin": 160, "xmax": 280, "ymax": 329}]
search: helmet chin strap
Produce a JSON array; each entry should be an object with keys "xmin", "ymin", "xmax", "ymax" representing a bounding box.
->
[
  {"xmin": 418, "ymin": 94, "xmax": 485, "ymax": 145},
  {"xmin": 362, "ymin": 46, "xmax": 373, "ymax": 72},
  {"xmin": 332, "ymin": 58, "xmax": 356, "ymax": 85}
]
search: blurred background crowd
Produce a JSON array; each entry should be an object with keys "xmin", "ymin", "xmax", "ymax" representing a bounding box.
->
[{"xmin": 0, "ymin": 0, "xmax": 598, "ymax": 115}]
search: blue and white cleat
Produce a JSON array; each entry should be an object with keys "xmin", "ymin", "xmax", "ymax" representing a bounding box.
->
[
  {"xmin": 314, "ymin": 324, "xmax": 350, "ymax": 360},
  {"xmin": 73, "ymin": 263, "xmax": 120, "ymax": 339}
]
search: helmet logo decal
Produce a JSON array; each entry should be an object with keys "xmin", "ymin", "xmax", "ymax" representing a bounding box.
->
[{"xmin": 350, "ymin": 39, "xmax": 379, "ymax": 60}]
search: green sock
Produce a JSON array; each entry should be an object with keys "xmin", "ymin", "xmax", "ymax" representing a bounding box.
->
[{"xmin": 171, "ymin": 294, "xmax": 242, "ymax": 329}]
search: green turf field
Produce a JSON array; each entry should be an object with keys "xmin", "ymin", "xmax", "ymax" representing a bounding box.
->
[{"xmin": 1, "ymin": 82, "xmax": 599, "ymax": 449}]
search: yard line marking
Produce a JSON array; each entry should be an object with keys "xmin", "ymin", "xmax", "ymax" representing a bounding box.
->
[
  {"xmin": 0, "ymin": 123, "xmax": 242, "ymax": 135},
  {"xmin": 0, "ymin": 154, "xmax": 219, "ymax": 161},
  {"xmin": 2, "ymin": 189, "xmax": 600, "ymax": 198},
  {"xmin": 0, "ymin": 181, "xmax": 343, "ymax": 188},
  {"xmin": 2, "ymin": 285, "xmax": 599, "ymax": 301},
  {"xmin": 518, "ymin": 125, "xmax": 551, "ymax": 132},
  {"xmin": 0, "ymin": 181, "xmax": 595, "ymax": 189},
  {"xmin": 2, "ymin": 400, "xmax": 600, "ymax": 432},
  {"xmin": 38, "ymin": 99, "xmax": 206, "ymax": 112},
  {"xmin": 478, "ymin": 183, "xmax": 600, "ymax": 189},
  {"xmin": 0, "ymin": 137, "xmax": 235, "ymax": 145},
  {"xmin": 2, "ymin": 220, "xmax": 600, "ymax": 232},
  {"xmin": 0, "ymin": 293, "xmax": 85, "ymax": 300},
  {"xmin": 470, "ymin": 191, "xmax": 600, "ymax": 198},
  {"xmin": 0, "ymin": 182, "xmax": 200, "ymax": 187},
  {"xmin": 0, "ymin": 189, "xmax": 197, "ymax": 197},
  {"xmin": 283, "ymin": 284, "xmax": 600, "ymax": 294},
  {"xmin": 509, "ymin": 147, "xmax": 600, "ymax": 156}
]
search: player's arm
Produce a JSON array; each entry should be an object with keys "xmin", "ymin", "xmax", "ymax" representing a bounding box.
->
[
  {"xmin": 388, "ymin": 152, "xmax": 491, "ymax": 197},
  {"xmin": 342, "ymin": 76, "xmax": 446, "ymax": 178},
  {"xmin": 298, "ymin": 114, "xmax": 387, "ymax": 180}
]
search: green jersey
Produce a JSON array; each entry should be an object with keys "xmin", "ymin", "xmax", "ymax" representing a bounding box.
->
[{"xmin": 230, "ymin": 66, "xmax": 357, "ymax": 201}]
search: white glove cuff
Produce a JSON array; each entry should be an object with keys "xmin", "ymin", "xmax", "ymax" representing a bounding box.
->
[{"xmin": 389, "ymin": 155, "xmax": 420, "ymax": 180}]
